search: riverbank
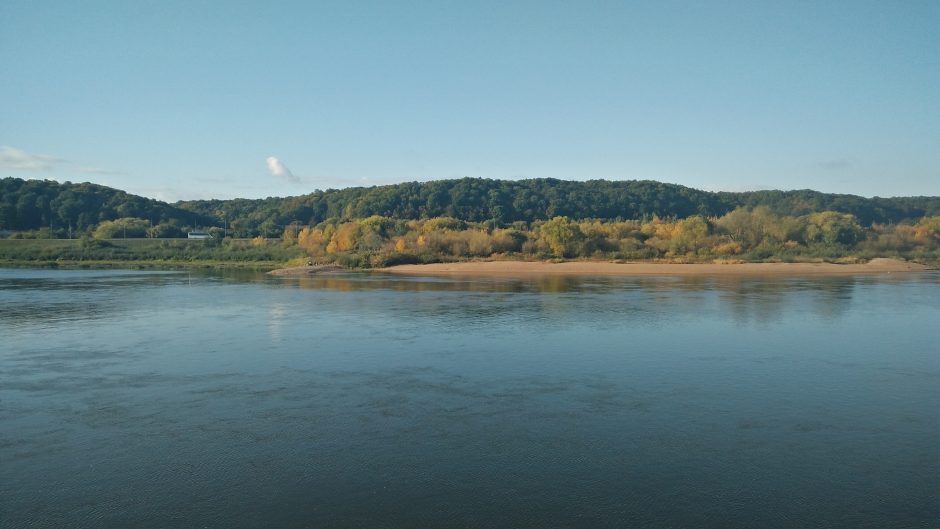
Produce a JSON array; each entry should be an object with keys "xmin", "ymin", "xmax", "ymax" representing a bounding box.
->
[{"xmin": 378, "ymin": 258, "xmax": 931, "ymax": 277}]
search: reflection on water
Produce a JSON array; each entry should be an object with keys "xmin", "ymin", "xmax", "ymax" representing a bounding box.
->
[
  {"xmin": 278, "ymin": 271, "xmax": 911, "ymax": 325},
  {"xmin": 0, "ymin": 269, "xmax": 925, "ymax": 328},
  {"xmin": 1, "ymin": 268, "xmax": 938, "ymax": 529}
]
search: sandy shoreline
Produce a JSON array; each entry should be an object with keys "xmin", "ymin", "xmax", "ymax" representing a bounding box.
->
[{"xmin": 378, "ymin": 258, "xmax": 930, "ymax": 277}]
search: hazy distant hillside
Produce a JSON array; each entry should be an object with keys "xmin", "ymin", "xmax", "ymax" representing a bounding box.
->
[
  {"xmin": 176, "ymin": 178, "xmax": 940, "ymax": 230},
  {"xmin": 3, "ymin": 177, "xmax": 939, "ymax": 236}
]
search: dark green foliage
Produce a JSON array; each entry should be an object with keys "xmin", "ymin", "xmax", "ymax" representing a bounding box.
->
[
  {"xmin": 176, "ymin": 178, "xmax": 733, "ymax": 228},
  {"xmin": 4, "ymin": 177, "xmax": 939, "ymax": 241},
  {"xmin": 0, "ymin": 177, "xmax": 214, "ymax": 232},
  {"xmin": 0, "ymin": 238, "xmax": 304, "ymax": 265},
  {"xmin": 177, "ymin": 178, "xmax": 940, "ymax": 230},
  {"xmin": 716, "ymin": 189, "xmax": 940, "ymax": 225}
]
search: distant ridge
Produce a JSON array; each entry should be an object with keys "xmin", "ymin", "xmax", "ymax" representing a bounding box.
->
[
  {"xmin": 177, "ymin": 177, "xmax": 939, "ymax": 228},
  {"xmin": 3, "ymin": 176, "xmax": 939, "ymax": 233}
]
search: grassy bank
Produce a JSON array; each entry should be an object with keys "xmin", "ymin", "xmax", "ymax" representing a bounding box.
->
[{"xmin": 0, "ymin": 238, "xmax": 305, "ymax": 270}]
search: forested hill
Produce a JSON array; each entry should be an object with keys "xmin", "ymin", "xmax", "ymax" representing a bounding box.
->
[
  {"xmin": 177, "ymin": 178, "xmax": 940, "ymax": 229},
  {"xmin": 3, "ymin": 176, "xmax": 939, "ymax": 235},
  {"xmin": 0, "ymin": 177, "xmax": 213, "ymax": 232}
]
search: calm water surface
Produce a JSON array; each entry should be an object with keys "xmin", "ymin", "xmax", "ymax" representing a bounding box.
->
[{"xmin": 1, "ymin": 268, "xmax": 938, "ymax": 528}]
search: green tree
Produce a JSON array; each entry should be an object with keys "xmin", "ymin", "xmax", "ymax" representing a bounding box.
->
[
  {"xmin": 670, "ymin": 215, "xmax": 710, "ymax": 254},
  {"xmin": 805, "ymin": 212, "xmax": 863, "ymax": 245},
  {"xmin": 93, "ymin": 218, "xmax": 150, "ymax": 239},
  {"xmin": 540, "ymin": 216, "xmax": 582, "ymax": 257}
]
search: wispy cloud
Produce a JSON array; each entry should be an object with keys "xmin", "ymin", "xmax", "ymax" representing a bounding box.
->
[
  {"xmin": 0, "ymin": 145, "xmax": 65, "ymax": 171},
  {"xmin": 266, "ymin": 156, "xmax": 301, "ymax": 184},
  {"xmin": 0, "ymin": 145, "xmax": 121, "ymax": 175}
]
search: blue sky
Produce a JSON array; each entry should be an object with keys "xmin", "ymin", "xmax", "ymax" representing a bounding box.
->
[{"xmin": 1, "ymin": 0, "xmax": 937, "ymax": 201}]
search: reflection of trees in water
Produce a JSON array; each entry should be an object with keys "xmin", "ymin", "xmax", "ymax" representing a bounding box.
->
[
  {"xmin": 718, "ymin": 280, "xmax": 791, "ymax": 324},
  {"xmin": 281, "ymin": 273, "xmax": 588, "ymax": 294},
  {"xmin": 0, "ymin": 270, "xmax": 884, "ymax": 330},
  {"xmin": 808, "ymin": 279, "xmax": 856, "ymax": 321},
  {"xmin": 714, "ymin": 277, "xmax": 858, "ymax": 324},
  {"xmin": 278, "ymin": 273, "xmax": 862, "ymax": 324}
]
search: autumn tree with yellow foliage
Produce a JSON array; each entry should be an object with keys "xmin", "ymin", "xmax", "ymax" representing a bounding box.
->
[{"xmin": 273, "ymin": 211, "xmax": 940, "ymax": 268}]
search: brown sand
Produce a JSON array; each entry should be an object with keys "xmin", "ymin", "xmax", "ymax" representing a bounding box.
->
[{"xmin": 378, "ymin": 258, "xmax": 929, "ymax": 277}]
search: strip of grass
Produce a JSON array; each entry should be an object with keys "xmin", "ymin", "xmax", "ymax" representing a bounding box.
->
[{"xmin": 0, "ymin": 238, "xmax": 305, "ymax": 270}]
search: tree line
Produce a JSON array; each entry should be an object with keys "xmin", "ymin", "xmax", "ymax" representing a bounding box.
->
[
  {"xmin": 179, "ymin": 178, "xmax": 940, "ymax": 233},
  {"xmin": 0, "ymin": 178, "xmax": 214, "ymax": 236},
  {"xmin": 3, "ymin": 177, "xmax": 939, "ymax": 242},
  {"xmin": 278, "ymin": 210, "xmax": 940, "ymax": 267}
]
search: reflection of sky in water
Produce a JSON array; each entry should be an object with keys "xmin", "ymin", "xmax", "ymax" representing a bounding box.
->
[
  {"xmin": 267, "ymin": 303, "xmax": 288, "ymax": 342},
  {"xmin": 1, "ymin": 269, "xmax": 938, "ymax": 528}
]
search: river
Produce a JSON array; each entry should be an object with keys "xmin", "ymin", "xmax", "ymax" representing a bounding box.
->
[{"xmin": 1, "ymin": 268, "xmax": 938, "ymax": 528}]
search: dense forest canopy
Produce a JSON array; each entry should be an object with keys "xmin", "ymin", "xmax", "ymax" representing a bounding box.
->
[
  {"xmin": 3, "ymin": 176, "xmax": 939, "ymax": 237},
  {"xmin": 0, "ymin": 177, "xmax": 214, "ymax": 234},
  {"xmin": 180, "ymin": 178, "xmax": 940, "ymax": 233}
]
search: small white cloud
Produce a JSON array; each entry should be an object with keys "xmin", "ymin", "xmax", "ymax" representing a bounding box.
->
[
  {"xmin": 0, "ymin": 145, "xmax": 65, "ymax": 171},
  {"xmin": 266, "ymin": 156, "xmax": 300, "ymax": 184}
]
